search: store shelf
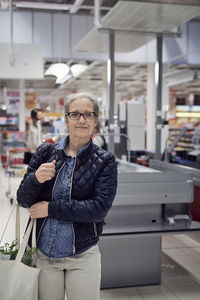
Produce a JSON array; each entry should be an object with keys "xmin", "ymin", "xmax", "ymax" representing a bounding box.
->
[
  {"xmin": 0, "ymin": 114, "xmax": 19, "ymax": 132},
  {"xmin": 168, "ymin": 129, "xmax": 194, "ymax": 148},
  {"xmin": 166, "ymin": 128, "xmax": 200, "ymax": 163},
  {"xmin": 168, "ymin": 133, "xmax": 194, "ymax": 150},
  {"xmin": 0, "ymin": 131, "xmax": 25, "ymax": 156}
]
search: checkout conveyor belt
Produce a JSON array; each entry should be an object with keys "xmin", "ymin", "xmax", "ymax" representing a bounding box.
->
[{"xmin": 99, "ymin": 159, "xmax": 200, "ymax": 289}]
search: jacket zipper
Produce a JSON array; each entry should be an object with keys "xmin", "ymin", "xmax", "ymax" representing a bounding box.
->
[
  {"xmin": 37, "ymin": 163, "xmax": 65, "ymax": 244},
  {"xmin": 93, "ymin": 223, "xmax": 97, "ymax": 238},
  {"xmin": 70, "ymin": 157, "xmax": 77, "ymax": 254},
  {"xmin": 37, "ymin": 218, "xmax": 47, "ymax": 244},
  {"xmin": 52, "ymin": 163, "xmax": 65, "ymax": 201}
]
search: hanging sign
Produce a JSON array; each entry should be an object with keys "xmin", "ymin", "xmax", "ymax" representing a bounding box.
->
[
  {"xmin": 25, "ymin": 92, "xmax": 38, "ymax": 110},
  {"xmin": 6, "ymin": 91, "xmax": 20, "ymax": 114}
]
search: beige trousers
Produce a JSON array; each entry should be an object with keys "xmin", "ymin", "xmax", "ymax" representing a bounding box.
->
[{"xmin": 36, "ymin": 245, "xmax": 101, "ymax": 300}]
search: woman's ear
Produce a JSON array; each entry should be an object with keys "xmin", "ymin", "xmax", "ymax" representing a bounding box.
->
[
  {"xmin": 94, "ymin": 119, "xmax": 98, "ymax": 129},
  {"xmin": 65, "ymin": 117, "xmax": 69, "ymax": 128},
  {"xmin": 93, "ymin": 127, "xmax": 97, "ymax": 135}
]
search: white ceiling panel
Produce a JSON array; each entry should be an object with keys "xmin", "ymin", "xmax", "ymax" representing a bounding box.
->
[{"xmin": 76, "ymin": 0, "xmax": 200, "ymax": 53}]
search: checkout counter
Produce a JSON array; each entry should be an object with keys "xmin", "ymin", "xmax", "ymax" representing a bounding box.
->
[{"xmin": 99, "ymin": 159, "xmax": 200, "ymax": 288}]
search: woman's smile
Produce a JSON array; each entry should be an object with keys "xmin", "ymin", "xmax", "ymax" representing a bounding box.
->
[{"xmin": 76, "ymin": 126, "xmax": 88, "ymax": 129}]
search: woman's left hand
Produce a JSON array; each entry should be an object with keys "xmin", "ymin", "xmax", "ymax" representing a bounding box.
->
[{"xmin": 29, "ymin": 201, "xmax": 49, "ymax": 219}]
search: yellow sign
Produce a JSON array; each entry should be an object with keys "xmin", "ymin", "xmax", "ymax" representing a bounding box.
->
[{"xmin": 25, "ymin": 92, "xmax": 37, "ymax": 110}]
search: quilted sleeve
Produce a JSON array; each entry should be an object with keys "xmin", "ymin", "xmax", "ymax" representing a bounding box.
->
[
  {"xmin": 48, "ymin": 152, "xmax": 118, "ymax": 223},
  {"xmin": 17, "ymin": 143, "xmax": 51, "ymax": 208}
]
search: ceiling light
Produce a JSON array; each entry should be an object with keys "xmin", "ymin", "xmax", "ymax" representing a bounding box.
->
[
  {"xmin": 71, "ymin": 64, "xmax": 88, "ymax": 78},
  {"xmin": 45, "ymin": 63, "xmax": 70, "ymax": 83},
  {"xmin": 45, "ymin": 62, "xmax": 89, "ymax": 85}
]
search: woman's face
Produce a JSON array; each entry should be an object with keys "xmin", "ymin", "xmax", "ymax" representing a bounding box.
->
[
  {"xmin": 65, "ymin": 97, "xmax": 97, "ymax": 140},
  {"xmin": 37, "ymin": 111, "xmax": 44, "ymax": 121}
]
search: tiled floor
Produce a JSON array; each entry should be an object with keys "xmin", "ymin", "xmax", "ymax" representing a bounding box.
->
[
  {"xmin": 99, "ymin": 235, "xmax": 200, "ymax": 300},
  {"xmin": 1, "ymin": 166, "xmax": 200, "ymax": 299}
]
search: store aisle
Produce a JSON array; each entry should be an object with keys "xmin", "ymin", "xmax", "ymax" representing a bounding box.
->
[
  {"xmin": 0, "ymin": 164, "xmax": 29, "ymax": 245},
  {"xmin": 0, "ymin": 166, "xmax": 200, "ymax": 300}
]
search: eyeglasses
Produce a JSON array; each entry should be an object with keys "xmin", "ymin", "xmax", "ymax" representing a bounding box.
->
[{"xmin": 66, "ymin": 112, "xmax": 96, "ymax": 120}]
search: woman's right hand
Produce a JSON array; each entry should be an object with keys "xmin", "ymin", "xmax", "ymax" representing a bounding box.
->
[{"xmin": 35, "ymin": 160, "xmax": 56, "ymax": 183}]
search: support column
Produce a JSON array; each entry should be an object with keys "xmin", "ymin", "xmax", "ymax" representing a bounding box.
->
[
  {"xmin": 155, "ymin": 35, "xmax": 163, "ymax": 159},
  {"xmin": 19, "ymin": 79, "xmax": 25, "ymax": 132},
  {"xmin": 107, "ymin": 30, "xmax": 115, "ymax": 154},
  {"xmin": 146, "ymin": 63, "xmax": 156, "ymax": 152},
  {"xmin": 102, "ymin": 69, "xmax": 109, "ymax": 120}
]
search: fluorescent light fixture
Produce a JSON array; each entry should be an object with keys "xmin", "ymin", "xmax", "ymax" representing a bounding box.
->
[
  {"xmin": 191, "ymin": 106, "xmax": 200, "ymax": 112},
  {"xmin": 71, "ymin": 64, "xmax": 88, "ymax": 77},
  {"xmin": 176, "ymin": 105, "xmax": 190, "ymax": 112},
  {"xmin": 107, "ymin": 59, "xmax": 111, "ymax": 85},
  {"xmin": 15, "ymin": 2, "xmax": 70, "ymax": 11},
  {"xmin": 155, "ymin": 62, "xmax": 159, "ymax": 87},
  {"xmin": 176, "ymin": 112, "xmax": 200, "ymax": 118},
  {"xmin": 15, "ymin": 1, "xmax": 111, "ymax": 12}
]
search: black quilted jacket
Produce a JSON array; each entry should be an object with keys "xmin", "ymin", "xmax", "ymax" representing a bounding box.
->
[{"xmin": 17, "ymin": 138, "xmax": 118, "ymax": 253}]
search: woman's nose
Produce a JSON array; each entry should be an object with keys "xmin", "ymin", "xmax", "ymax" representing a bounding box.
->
[{"xmin": 78, "ymin": 115, "xmax": 86, "ymax": 122}]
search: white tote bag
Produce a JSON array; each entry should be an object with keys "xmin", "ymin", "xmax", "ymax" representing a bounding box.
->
[{"xmin": 0, "ymin": 220, "xmax": 40, "ymax": 300}]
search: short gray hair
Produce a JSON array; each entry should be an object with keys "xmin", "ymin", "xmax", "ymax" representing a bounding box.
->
[{"xmin": 64, "ymin": 92, "xmax": 99, "ymax": 119}]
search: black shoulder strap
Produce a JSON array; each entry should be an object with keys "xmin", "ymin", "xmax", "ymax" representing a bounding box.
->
[{"xmin": 44, "ymin": 143, "xmax": 55, "ymax": 163}]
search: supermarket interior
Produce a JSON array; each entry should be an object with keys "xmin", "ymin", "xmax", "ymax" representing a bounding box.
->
[{"xmin": 1, "ymin": 0, "xmax": 200, "ymax": 299}]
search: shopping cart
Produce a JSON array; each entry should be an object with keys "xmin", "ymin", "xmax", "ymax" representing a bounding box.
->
[{"xmin": 4, "ymin": 147, "xmax": 31, "ymax": 205}]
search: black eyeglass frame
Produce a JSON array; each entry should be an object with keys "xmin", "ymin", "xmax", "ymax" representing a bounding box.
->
[{"xmin": 65, "ymin": 112, "xmax": 97, "ymax": 120}]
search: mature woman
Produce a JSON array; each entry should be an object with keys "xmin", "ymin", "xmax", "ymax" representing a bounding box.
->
[{"xmin": 17, "ymin": 92, "xmax": 118, "ymax": 300}]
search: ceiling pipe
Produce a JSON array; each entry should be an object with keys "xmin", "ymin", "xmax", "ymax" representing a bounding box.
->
[
  {"xmin": 69, "ymin": 0, "xmax": 84, "ymax": 14},
  {"xmin": 9, "ymin": 0, "xmax": 15, "ymax": 66},
  {"xmin": 14, "ymin": 1, "xmax": 111, "ymax": 12},
  {"xmin": 94, "ymin": 0, "xmax": 102, "ymax": 28}
]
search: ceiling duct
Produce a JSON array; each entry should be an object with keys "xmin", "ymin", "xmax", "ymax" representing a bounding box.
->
[{"xmin": 164, "ymin": 69, "xmax": 200, "ymax": 87}]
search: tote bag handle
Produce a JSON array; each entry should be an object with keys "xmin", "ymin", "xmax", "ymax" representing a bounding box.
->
[
  {"xmin": 16, "ymin": 219, "xmax": 36, "ymax": 262},
  {"xmin": 0, "ymin": 205, "xmax": 16, "ymax": 244},
  {"xmin": 0, "ymin": 203, "xmax": 21, "ymax": 245}
]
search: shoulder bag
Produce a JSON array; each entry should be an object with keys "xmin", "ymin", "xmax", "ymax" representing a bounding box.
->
[{"xmin": 0, "ymin": 220, "xmax": 40, "ymax": 300}]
